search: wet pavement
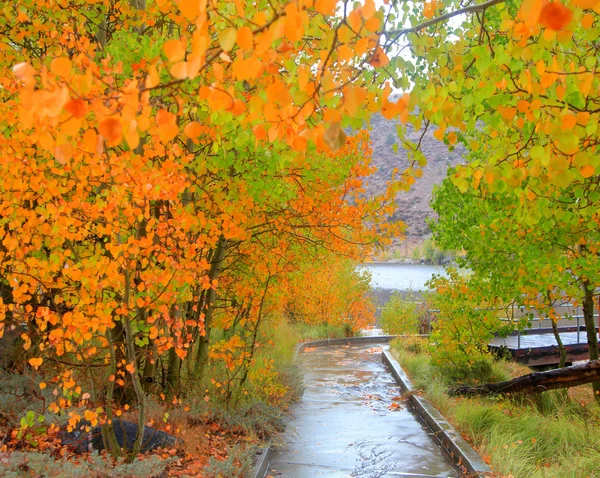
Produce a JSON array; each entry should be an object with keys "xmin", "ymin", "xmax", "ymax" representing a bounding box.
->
[{"xmin": 265, "ymin": 344, "xmax": 460, "ymax": 478}]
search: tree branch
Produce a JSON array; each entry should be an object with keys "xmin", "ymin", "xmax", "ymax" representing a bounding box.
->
[{"xmin": 382, "ymin": 0, "xmax": 505, "ymax": 37}]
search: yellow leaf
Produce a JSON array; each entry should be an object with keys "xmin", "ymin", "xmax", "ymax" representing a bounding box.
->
[{"xmin": 219, "ymin": 28, "xmax": 237, "ymax": 52}]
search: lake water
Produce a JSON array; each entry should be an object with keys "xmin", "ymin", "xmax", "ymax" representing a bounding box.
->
[{"xmin": 359, "ymin": 263, "xmax": 446, "ymax": 291}]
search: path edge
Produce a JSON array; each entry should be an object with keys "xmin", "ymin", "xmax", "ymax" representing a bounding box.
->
[
  {"xmin": 383, "ymin": 348, "xmax": 493, "ymax": 478},
  {"xmin": 252, "ymin": 445, "xmax": 274, "ymax": 478}
]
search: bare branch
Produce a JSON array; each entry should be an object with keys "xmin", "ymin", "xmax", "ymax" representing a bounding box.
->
[{"xmin": 382, "ymin": 0, "xmax": 505, "ymax": 38}]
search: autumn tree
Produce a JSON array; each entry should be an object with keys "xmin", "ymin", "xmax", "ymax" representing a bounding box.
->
[
  {"xmin": 410, "ymin": 0, "xmax": 600, "ymax": 397},
  {"xmin": 0, "ymin": 0, "xmax": 415, "ymax": 458}
]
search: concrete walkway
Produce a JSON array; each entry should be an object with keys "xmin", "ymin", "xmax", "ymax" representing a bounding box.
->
[{"xmin": 265, "ymin": 343, "xmax": 459, "ymax": 478}]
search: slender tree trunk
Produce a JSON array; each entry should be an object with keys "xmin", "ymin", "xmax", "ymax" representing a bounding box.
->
[
  {"xmin": 581, "ymin": 279, "xmax": 600, "ymax": 401},
  {"xmin": 121, "ymin": 269, "xmax": 147, "ymax": 460},
  {"xmin": 141, "ymin": 343, "xmax": 156, "ymax": 394},
  {"xmin": 193, "ymin": 236, "xmax": 227, "ymax": 379},
  {"xmin": 96, "ymin": 15, "xmax": 107, "ymax": 49},
  {"xmin": 101, "ymin": 329, "xmax": 122, "ymax": 458},
  {"xmin": 551, "ymin": 320, "xmax": 567, "ymax": 368}
]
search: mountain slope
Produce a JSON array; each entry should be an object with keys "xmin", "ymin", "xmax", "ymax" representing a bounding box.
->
[{"xmin": 365, "ymin": 113, "xmax": 465, "ymax": 238}]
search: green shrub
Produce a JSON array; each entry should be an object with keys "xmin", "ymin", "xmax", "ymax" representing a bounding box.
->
[
  {"xmin": 0, "ymin": 451, "xmax": 170, "ymax": 477},
  {"xmin": 380, "ymin": 292, "xmax": 425, "ymax": 335}
]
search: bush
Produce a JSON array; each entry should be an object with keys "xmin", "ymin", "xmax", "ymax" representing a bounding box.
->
[
  {"xmin": 203, "ymin": 444, "xmax": 256, "ymax": 478},
  {"xmin": 380, "ymin": 292, "xmax": 426, "ymax": 335},
  {"xmin": 0, "ymin": 451, "xmax": 170, "ymax": 478}
]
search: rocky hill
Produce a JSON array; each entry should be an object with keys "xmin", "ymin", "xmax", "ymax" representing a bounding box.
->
[{"xmin": 365, "ymin": 113, "xmax": 465, "ymax": 239}]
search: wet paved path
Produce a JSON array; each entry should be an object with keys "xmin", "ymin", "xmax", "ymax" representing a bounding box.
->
[{"xmin": 265, "ymin": 343, "xmax": 459, "ymax": 478}]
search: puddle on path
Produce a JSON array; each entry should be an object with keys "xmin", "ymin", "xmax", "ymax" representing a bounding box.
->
[{"xmin": 265, "ymin": 343, "xmax": 460, "ymax": 478}]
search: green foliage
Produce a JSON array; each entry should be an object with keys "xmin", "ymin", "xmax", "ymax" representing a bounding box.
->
[
  {"xmin": 411, "ymin": 246, "xmax": 421, "ymax": 261},
  {"xmin": 426, "ymin": 271, "xmax": 508, "ymax": 382},
  {"xmin": 294, "ymin": 323, "xmax": 355, "ymax": 340},
  {"xmin": 422, "ymin": 238, "xmax": 449, "ymax": 265},
  {"xmin": 380, "ymin": 292, "xmax": 424, "ymax": 335}
]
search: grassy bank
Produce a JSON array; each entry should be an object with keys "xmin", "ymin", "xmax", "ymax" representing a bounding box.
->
[{"xmin": 391, "ymin": 337, "xmax": 600, "ymax": 478}]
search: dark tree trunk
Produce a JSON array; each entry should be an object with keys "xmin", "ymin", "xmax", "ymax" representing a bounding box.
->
[
  {"xmin": 581, "ymin": 279, "xmax": 600, "ymax": 401},
  {"xmin": 450, "ymin": 360, "xmax": 600, "ymax": 397}
]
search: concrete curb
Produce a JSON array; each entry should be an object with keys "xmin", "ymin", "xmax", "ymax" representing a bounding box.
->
[
  {"xmin": 383, "ymin": 349, "xmax": 493, "ymax": 478},
  {"xmin": 295, "ymin": 334, "xmax": 398, "ymax": 355},
  {"xmin": 252, "ymin": 446, "xmax": 274, "ymax": 478}
]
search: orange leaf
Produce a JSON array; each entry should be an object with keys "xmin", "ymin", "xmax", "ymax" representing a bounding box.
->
[
  {"xmin": 236, "ymin": 26, "xmax": 253, "ymax": 51},
  {"xmin": 314, "ymin": 0, "xmax": 337, "ymax": 15},
  {"xmin": 580, "ymin": 164, "xmax": 595, "ymax": 178},
  {"xmin": 170, "ymin": 61, "xmax": 188, "ymax": 79},
  {"xmin": 539, "ymin": 2, "xmax": 572, "ymax": 31},
  {"xmin": 65, "ymin": 99, "xmax": 87, "ymax": 119},
  {"xmin": 99, "ymin": 117, "xmax": 123, "ymax": 146},
  {"xmin": 178, "ymin": 0, "xmax": 202, "ymax": 20},
  {"xmin": 184, "ymin": 121, "xmax": 204, "ymax": 139},
  {"xmin": 572, "ymin": 0, "xmax": 599, "ymax": 8},
  {"xmin": 125, "ymin": 362, "xmax": 136, "ymax": 374},
  {"xmin": 253, "ymin": 124, "xmax": 266, "ymax": 141},
  {"xmin": 369, "ymin": 46, "xmax": 389, "ymax": 68},
  {"xmin": 581, "ymin": 13, "xmax": 595, "ymax": 29},
  {"xmin": 164, "ymin": 39, "xmax": 186, "ymax": 62},
  {"xmin": 227, "ymin": 99, "xmax": 246, "ymax": 116},
  {"xmin": 29, "ymin": 357, "xmax": 43, "ymax": 369},
  {"xmin": 561, "ymin": 114, "xmax": 577, "ymax": 130},
  {"xmin": 50, "ymin": 57, "xmax": 72, "ymax": 77}
]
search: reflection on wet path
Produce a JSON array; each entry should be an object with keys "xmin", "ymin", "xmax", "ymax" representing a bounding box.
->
[{"xmin": 265, "ymin": 344, "xmax": 460, "ymax": 478}]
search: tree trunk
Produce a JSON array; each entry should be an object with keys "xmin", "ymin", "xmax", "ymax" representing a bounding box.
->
[
  {"xmin": 450, "ymin": 359, "xmax": 600, "ymax": 396},
  {"xmin": 581, "ymin": 279, "xmax": 600, "ymax": 401},
  {"xmin": 165, "ymin": 347, "xmax": 181, "ymax": 396},
  {"xmin": 193, "ymin": 236, "xmax": 227, "ymax": 379},
  {"xmin": 121, "ymin": 269, "xmax": 147, "ymax": 460},
  {"xmin": 551, "ymin": 320, "xmax": 566, "ymax": 368},
  {"xmin": 101, "ymin": 329, "xmax": 123, "ymax": 458}
]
